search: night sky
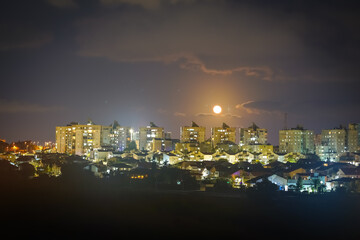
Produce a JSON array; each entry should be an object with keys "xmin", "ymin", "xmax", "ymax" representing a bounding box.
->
[{"xmin": 1, "ymin": 0, "xmax": 359, "ymax": 144}]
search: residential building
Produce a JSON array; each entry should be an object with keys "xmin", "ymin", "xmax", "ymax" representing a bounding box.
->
[
  {"xmin": 139, "ymin": 122, "xmax": 164, "ymax": 151},
  {"xmin": 175, "ymin": 141, "xmax": 200, "ymax": 153},
  {"xmin": 242, "ymin": 144, "xmax": 273, "ymax": 153},
  {"xmin": 109, "ymin": 121, "xmax": 131, "ymax": 151},
  {"xmin": 55, "ymin": 120, "xmax": 111, "ymax": 156},
  {"xmin": 347, "ymin": 123, "xmax": 359, "ymax": 152},
  {"xmin": 279, "ymin": 125, "xmax": 315, "ymax": 154},
  {"xmin": 180, "ymin": 121, "xmax": 206, "ymax": 143},
  {"xmin": 211, "ymin": 123, "xmax": 236, "ymax": 146},
  {"xmin": 321, "ymin": 127, "xmax": 346, "ymax": 155},
  {"xmin": 239, "ymin": 123, "xmax": 267, "ymax": 146},
  {"xmin": 151, "ymin": 138, "xmax": 173, "ymax": 152}
]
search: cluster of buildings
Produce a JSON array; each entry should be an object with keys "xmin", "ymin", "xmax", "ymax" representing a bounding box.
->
[
  {"xmin": 52, "ymin": 120, "xmax": 360, "ymax": 192},
  {"xmin": 55, "ymin": 120, "xmax": 360, "ymax": 165}
]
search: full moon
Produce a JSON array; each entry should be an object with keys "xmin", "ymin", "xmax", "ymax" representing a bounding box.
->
[{"xmin": 213, "ymin": 105, "xmax": 222, "ymax": 114}]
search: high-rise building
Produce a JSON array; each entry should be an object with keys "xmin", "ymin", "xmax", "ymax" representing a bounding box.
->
[
  {"xmin": 109, "ymin": 121, "xmax": 131, "ymax": 151},
  {"xmin": 180, "ymin": 121, "xmax": 206, "ymax": 143},
  {"xmin": 347, "ymin": 123, "xmax": 359, "ymax": 152},
  {"xmin": 239, "ymin": 123, "xmax": 267, "ymax": 146},
  {"xmin": 321, "ymin": 124, "xmax": 359, "ymax": 154},
  {"xmin": 279, "ymin": 125, "xmax": 315, "ymax": 154},
  {"xmin": 211, "ymin": 123, "xmax": 236, "ymax": 146},
  {"xmin": 321, "ymin": 127, "xmax": 346, "ymax": 155},
  {"xmin": 139, "ymin": 122, "xmax": 164, "ymax": 151},
  {"xmin": 55, "ymin": 120, "xmax": 111, "ymax": 156}
]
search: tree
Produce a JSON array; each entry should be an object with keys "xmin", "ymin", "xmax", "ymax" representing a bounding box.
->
[
  {"xmin": 213, "ymin": 178, "xmax": 232, "ymax": 192},
  {"xmin": 255, "ymin": 179, "xmax": 278, "ymax": 193},
  {"xmin": 312, "ymin": 178, "xmax": 321, "ymax": 193},
  {"xmin": 296, "ymin": 177, "xmax": 303, "ymax": 192},
  {"xmin": 126, "ymin": 141, "xmax": 137, "ymax": 151}
]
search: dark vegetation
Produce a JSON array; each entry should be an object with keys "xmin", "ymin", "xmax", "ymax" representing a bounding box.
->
[{"xmin": 1, "ymin": 159, "xmax": 360, "ymax": 238}]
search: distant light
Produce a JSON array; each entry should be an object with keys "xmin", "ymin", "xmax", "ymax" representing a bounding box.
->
[{"xmin": 213, "ymin": 105, "xmax": 222, "ymax": 114}]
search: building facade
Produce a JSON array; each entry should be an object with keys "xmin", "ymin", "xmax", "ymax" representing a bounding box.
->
[
  {"xmin": 211, "ymin": 122, "xmax": 236, "ymax": 146},
  {"xmin": 239, "ymin": 123, "xmax": 267, "ymax": 146},
  {"xmin": 279, "ymin": 125, "xmax": 315, "ymax": 154},
  {"xmin": 139, "ymin": 122, "xmax": 164, "ymax": 151},
  {"xmin": 321, "ymin": 128, "xmax": 346, "ymax": 155},
  {"xmin": 347, "ymin": 123, "xmax": 359, "ymax": 153},
  {"xmin": 109, "ymin": 121, "xmax": 131, "ymax": 151},
  {"xmin": 56, "ymin": 120, "xmax": 111, "ymax": 156},
  {"xmin": 180, "ymin": 121, "xmax": 206, "ymax": 143}
]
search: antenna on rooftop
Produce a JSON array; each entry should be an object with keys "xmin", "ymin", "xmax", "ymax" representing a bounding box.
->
[{"xmin": 284, "ymin": 112, "xmax": 288, "ymax": 130}]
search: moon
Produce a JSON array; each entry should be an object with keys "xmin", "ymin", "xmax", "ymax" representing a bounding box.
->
[{"xmin": 213, "ymin": 105, "xmax": 222, "ymax": 114}]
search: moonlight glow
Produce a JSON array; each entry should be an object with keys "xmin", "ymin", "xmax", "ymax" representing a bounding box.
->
[{"xmin": 213, "ymin": 105, "xmax": 222, "ymax": 114}]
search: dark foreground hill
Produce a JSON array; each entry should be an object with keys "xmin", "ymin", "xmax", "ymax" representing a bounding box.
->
[{"xmin": 1, "ymin": 176, "xmax": 360, "ymax": 239}]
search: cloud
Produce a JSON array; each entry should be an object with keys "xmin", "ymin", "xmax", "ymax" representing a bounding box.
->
[
  {"xmin": 0, "ymin": 24, "xmax": 52, "ymax": 51},
  {"xmin": 195, "ymin": 112, "xmax": 242, "ymax": 119},
  {"xmin": 0, "ymin": 100, "xmax": 65, "ymax": 114},
  {"xmin": 45, "ymin": 0, "xmax": 78, "ymax": 8},
  {"xmin": 100, "ymin": 0, "xmax": 162, "ymax": 10},
  {"xmin": 174, "ymin": 112, "xmax": 186, "ymax": 117},
  {"xmin": 159, "ymin": 53, "xmax": 273, "ymax": 79},
  {"xmin": 157, "ymin": 108, "xmax": 167, "ymax": 114},
  {"xmin": 236, "ymin": 100, "xmax": 286, "ymax": 115},
  {"xmin": 99, "ymin": 0, "xmax": 196, "ymax": 10},
  {"xmin": 75, "ymin": 2, "xmax": 302, "ymax": 81}
]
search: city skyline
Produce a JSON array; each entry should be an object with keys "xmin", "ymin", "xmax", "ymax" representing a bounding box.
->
[{"xmin": 1, "ymin": 1, "xmax": 360, "ymax": 145}]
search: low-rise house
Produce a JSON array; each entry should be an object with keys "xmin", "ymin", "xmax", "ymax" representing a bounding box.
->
[
  {"xmin": 202, "ymin": 167, "xmax": 219, "ymax": 180},
  {"xmin": 339, "ymin": 152, "xmax": 360, "ymax": 166},
  {"xmin": 108, "ymin": 162, "xmax": 133, "ymax": 173},
  {"xmin": 315, "ymin": 162, "xmax": 355, "ymax": 180},
  {"xmin": 283, "ymin": 152, "xmax": 306, "ymax": 163},
  {"xmin": 236, "ymin": 151, "xmax": 255, "ymax": 163},
  {"xmin": 93, "ymin": 149, "xmax": 112, "ymax": 162},
  {"xmin": 268, "ymin": 174, "xmax": 288, "ymax": 190},
  {"xmin": 231, "ymin": 167, "xmax": 270, "ymax": 187},
  {"xmin": 328, "ymin": 178, "xmax": 360, "ymax": 192},
  {"xmin": 282, "ymin": 166, "xmax": 306, "ymax": 179},
  {"xmin": 84, "ymin": 163, "xmax": 108, "ymax": 178},
  {"xmin": 337, "ymin": 168, "xmax": 360, "ymax": 179},
  {"xmin": 258, "ymin": 151, "xmax": 278, "ymax": 165},
  {"xmin": 133, "ymin": 151, "xmax": 148, "ymax": 161},
  {"xmin": 163, "ymin": 152, "xmax": 180, "ymax": 165}
]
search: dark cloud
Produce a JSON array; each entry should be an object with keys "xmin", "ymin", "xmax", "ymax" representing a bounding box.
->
[
  {"xmin": 73, "ymin": 0, "xmax": 360, "ymax": 83},
  {"xmin": 196, "ymin": 112, "xmax": 242, "ymax": 119},
  {"xmin": 45, "ymin": 0, "xmax": 78, "ymax": 8},
  {"xmin": 0, "ymin": 23, "xmax": 52, "ymax": 51},
  {"xmin": 0, "ymin": 99, "xmax": 65, "ymax": 114}
]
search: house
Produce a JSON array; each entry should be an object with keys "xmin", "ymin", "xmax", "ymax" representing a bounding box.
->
[
  {"xmin": 92, "ymin": 149, "xmax": 112, "ymax": 162},
  {"xmin": 236, "ymin": 151, "xmax": 255, "ymax": 163},
  {"xmin": 258, "ymin": 151, "xmax": 278, "ymax": 165},
  {"xmin": 315, "ymin": 162, "xmax": 355, "ymax": 180},
  {"xmin": 283, "ymin": 152, "xmax": 305, "ymax": 163},
  {"xmin": 109, "ymin": 162, "xmax": 133, "ymax": 173},
  {"xmin": 212, "ymin": 150, "xmax": 230, "ymax": 161},
  {"xmin": 268, "ymin": 174, "xmax": 288, "ymax": 190},
  {"xmin": 163, "ymin": 152, "xmax": 180, "ymax": 165},
  {"xmin": 282, "ymin": 166, "xmax": 306, "ymax": 179},
  {"xmin": 328, "ymin": 178, "xmax": 360, "ymax": 192},
  {"xmin": 246, "ymin": 176, "xmax": 268, "ymax": 188},
  {"xmin": 231, "ymin": 167, "xmax": 270, "ymax": 187},
  {"xmin": 84, "ymin": 163, "xmax": 108, "ymax": 178},
  {"xmin": 337, "ymin": 168, "xmax": 360, "ymax": 179},
  {"xmin": 202, "ymin": 166, "xmax": 219, "ymax": 180},
  {"xmin": 133, "ymin": 151, "xmax": 148, "ymax": 161},
  {"xmin": 339, "ymin": 152, "xmax": 360, "ymax": 166}
]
